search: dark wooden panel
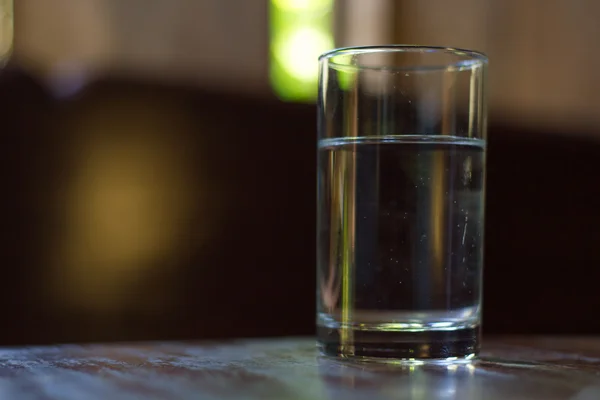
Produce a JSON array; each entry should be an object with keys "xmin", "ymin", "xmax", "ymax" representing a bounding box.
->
[{"xmin": 1, "ymin": 66, "xmax": 600, "ymax": 344}]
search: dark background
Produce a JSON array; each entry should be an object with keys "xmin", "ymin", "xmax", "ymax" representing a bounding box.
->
[
  {"xmin": 2, "ymin": 67, "xmax": 599, "ymax": 345},
  {"xmin": 2, "ymin": 1, "xmax": 600, "ymax": 345}
]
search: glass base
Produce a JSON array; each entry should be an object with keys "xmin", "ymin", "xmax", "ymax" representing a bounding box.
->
[{"xmin": 317, "ymin": 325, "xmax": 480, "ymax": 361}]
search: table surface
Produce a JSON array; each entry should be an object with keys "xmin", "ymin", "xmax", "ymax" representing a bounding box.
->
[{"xmin": 0, "ymin": 337, "xmax": 600, "ymax": 399}]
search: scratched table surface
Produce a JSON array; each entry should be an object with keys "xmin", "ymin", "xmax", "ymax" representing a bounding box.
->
[{"xmin": 0, "ymin": 337, "xmax": 599, "ymax": 399}]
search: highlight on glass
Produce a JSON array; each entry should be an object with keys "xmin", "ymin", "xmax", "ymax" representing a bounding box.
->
[{"xmin": 317, "ymin": 45, "xmax": 488, "ymax": 361}]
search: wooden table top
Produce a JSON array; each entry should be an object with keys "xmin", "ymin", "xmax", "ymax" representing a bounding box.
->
[{"xmin": 0, "ymin": 337, "xmax": 599, "ymax": 399}]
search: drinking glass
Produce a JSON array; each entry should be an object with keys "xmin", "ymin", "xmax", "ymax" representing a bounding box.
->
[{"xmin": 317, "ymin": 45, "xmax": 487, "ymax": 361}]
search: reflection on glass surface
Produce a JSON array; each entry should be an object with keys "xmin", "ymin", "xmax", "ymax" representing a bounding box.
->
[{"xmin": 317, "ymin": 356, "xmax": 600, "ymax": 399}]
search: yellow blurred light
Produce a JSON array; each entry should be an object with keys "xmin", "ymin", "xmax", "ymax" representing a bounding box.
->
[{"xmin": 47, "ymin": 98, "xmax": 213, "ymax": 313}]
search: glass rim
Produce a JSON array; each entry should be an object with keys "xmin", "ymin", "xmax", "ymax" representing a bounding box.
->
[{"xmin": 319, "ymin": 45, "xmax": 488, "ymax": 72}]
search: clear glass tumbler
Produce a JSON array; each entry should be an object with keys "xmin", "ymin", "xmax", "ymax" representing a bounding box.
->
[{"xmin": 317, "ymin": 46, "xmax": 488, "ymax": 361}]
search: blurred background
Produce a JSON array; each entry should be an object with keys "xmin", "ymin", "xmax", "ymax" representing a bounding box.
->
[{"xmin": 1, "ymin": 0, "xmax": 599, "ymax": 345}]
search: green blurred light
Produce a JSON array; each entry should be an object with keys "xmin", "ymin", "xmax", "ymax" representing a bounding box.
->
[
  {"xmin": 273, "ymin": 27, "xmax": 332, "ymax": 82},
  {"xmin": 269, "ymin": 0, "xmax": 334, "ymax": 102},
  {"xmin": 273, "ymin": 0, "xmax": 333, "ymax": 12}
]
